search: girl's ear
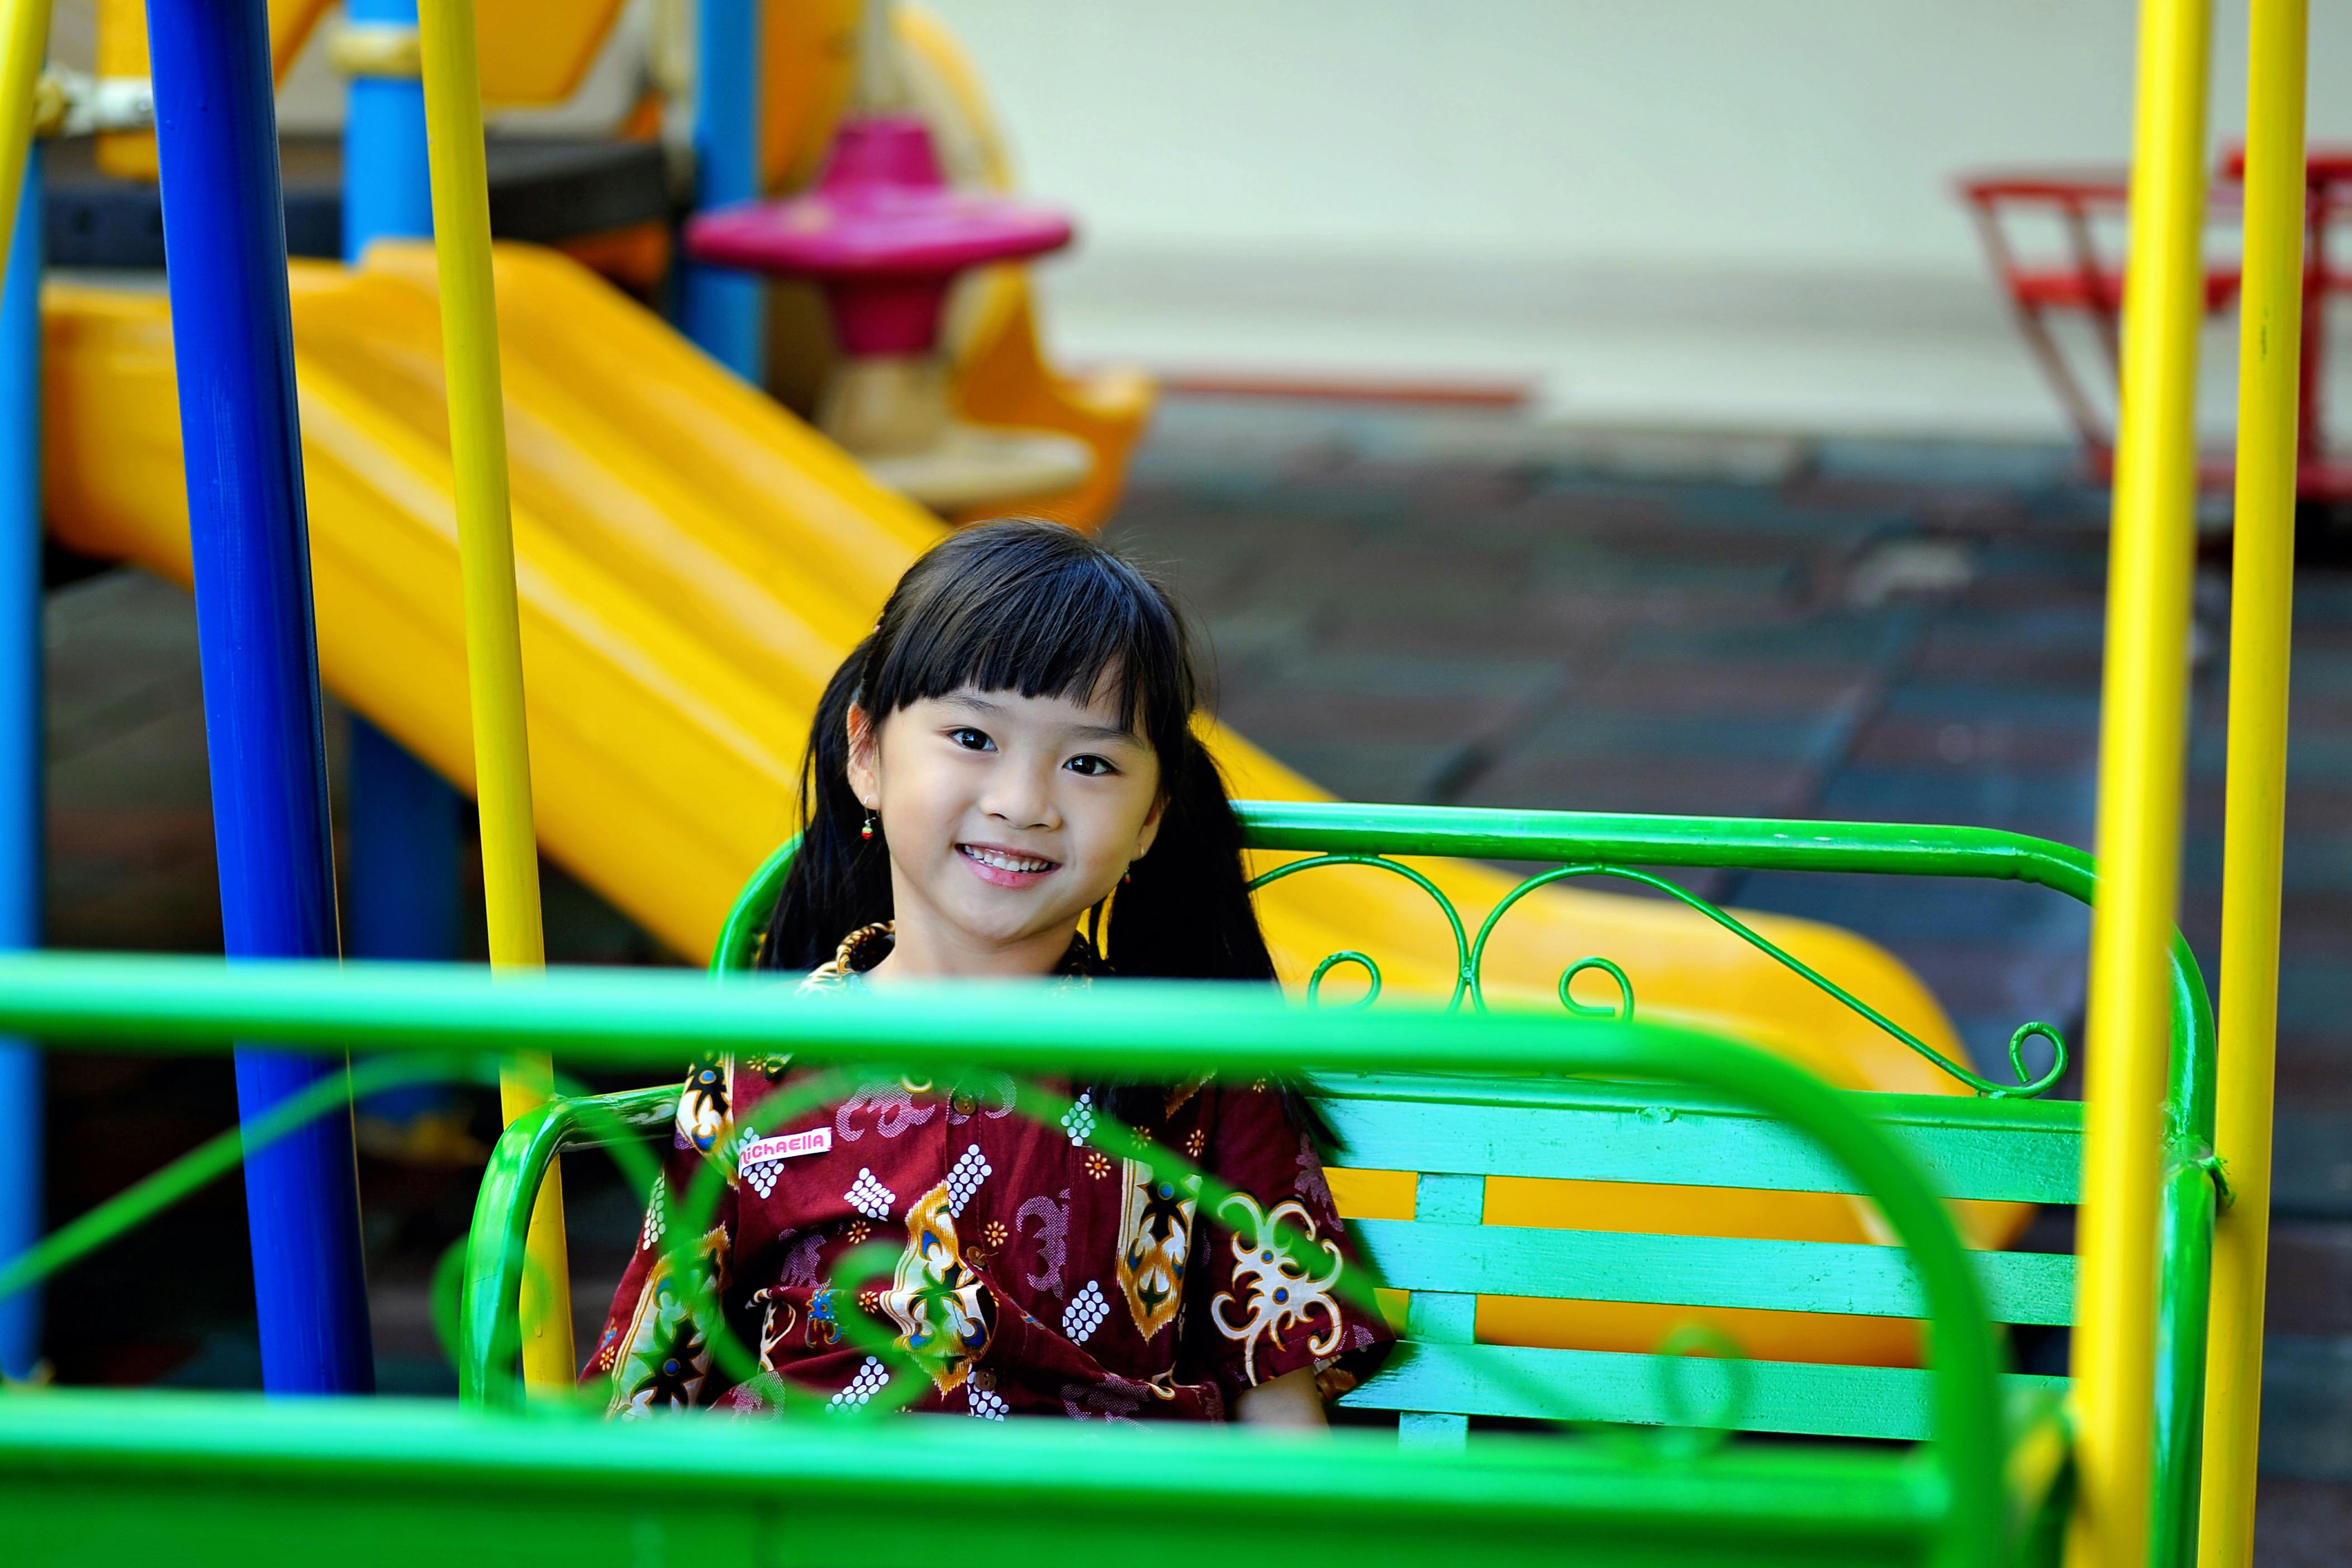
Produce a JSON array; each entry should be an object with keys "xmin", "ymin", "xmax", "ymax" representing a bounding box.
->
[
  {"xmin": 1133, "ymin": 788, "xmax": 1167, "ymax": 862},
  {"xmin": 844, "ymin": 702, "xmax": 882, "ymax": 810}
]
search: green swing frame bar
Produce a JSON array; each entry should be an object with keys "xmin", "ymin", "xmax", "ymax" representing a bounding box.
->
[{"xmin": 0, "ymin": 947, "xmax": 2042, "ymax": 1568}]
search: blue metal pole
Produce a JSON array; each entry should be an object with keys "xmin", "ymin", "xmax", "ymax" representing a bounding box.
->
[
  {"xmin": 679, "ymin": 0, "xmax": 766, "ymax": 381},
  {"xmin": 146, "ymin": 0, "xmax": 373, "ymax": 1394},
  {"xmin": 0, "ymin": 145, "xmax": 42, "ymax": 1381},
  {"xmin": 344, "ymin": 0, "xmax": 460, "ymax": 1004}
]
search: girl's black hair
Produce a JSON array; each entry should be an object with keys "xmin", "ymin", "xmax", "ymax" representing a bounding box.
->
[{"xmin": 758, "ymin": 517, "xmax": 1275, "ymax": 985}]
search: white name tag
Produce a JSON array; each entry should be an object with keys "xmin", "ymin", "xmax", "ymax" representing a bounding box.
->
[{"xmin": 740, "ymin": 1128, "xmax": 831, "ymax": 1166}]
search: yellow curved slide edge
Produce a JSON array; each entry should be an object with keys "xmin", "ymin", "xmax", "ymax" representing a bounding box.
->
[
  {"xmin": 42, "ymin": 244, "xmax": 2016, "ymax": 1366},
  {"xmin": 758, "ymin": 0, "xmax": 864, "ymax": 196}
]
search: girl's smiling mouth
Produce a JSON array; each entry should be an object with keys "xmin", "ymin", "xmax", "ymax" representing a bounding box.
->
[{"xmin": 958, "ymin": 842, "xmax": 1060, "ymax": 887}]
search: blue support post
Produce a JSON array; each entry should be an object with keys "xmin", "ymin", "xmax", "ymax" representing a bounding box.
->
[
  {"xmin": 0, "ymin": 146, "xmax": 42, "ymax": 1381},
  {"xmin": 343, "ymin": 0, "xmax": 461, "ymax": 1008},
  {"xmin": 146, "ymin": 0, "xmax": 373, "ymax": 1394},
  {"xmin": 680, "ymin": 0, "xmax": 766, "ymax": 381}
]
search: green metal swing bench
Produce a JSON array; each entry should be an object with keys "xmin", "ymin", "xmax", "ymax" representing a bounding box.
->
[
  {"xmin": 431, "ymin": 798, "xmax": 2223, "ymax": 1568},
  {"xmin": 0, "ymin": 799, "xmax": 2213, "ymax": 1568}
]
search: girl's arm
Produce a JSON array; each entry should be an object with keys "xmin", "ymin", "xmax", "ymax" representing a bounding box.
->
[
  {"xmin": 1191, "ymin": 1082, "xmax": 1396, "ymax": 1428},
  {"xmin": 1234, "ymin": 1365, "xmax": 1328, "ymax": 1428}
]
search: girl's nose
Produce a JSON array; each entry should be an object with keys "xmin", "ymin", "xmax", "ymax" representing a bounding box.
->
[{"xmin": 982, "ymin": 763, "xmax": 1058, "ymax": 829}]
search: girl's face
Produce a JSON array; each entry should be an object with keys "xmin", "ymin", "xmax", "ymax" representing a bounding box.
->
[{"xmin": 845, "ymin": 680, "xmax": 1165, "ymax": 976}]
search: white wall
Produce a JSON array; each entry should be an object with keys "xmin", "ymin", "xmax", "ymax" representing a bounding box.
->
[
  {"xmin": 64, "ymin": 0, "xmax": 2348, "ymax": 436},
  {"xmin": 925, "ymin": 0, "xmax": 2352, "ymax": 277},
  {"xmin": 923, "ymin": 0, "xmax": 2352, "ymax": 437}
]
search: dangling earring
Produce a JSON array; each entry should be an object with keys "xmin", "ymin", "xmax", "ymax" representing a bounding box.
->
[
  {"xmin": 860, "ymin": 810, "xmax": 877, "ymax": 842},
  {"xmin": 1120, "ymin": 863, "xmax": 1133, "ymax": 886}
]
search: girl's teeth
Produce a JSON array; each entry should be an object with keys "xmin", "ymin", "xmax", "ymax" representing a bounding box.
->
[{"xmin": 964, "ymin": 845, "xmax": 1051, "ymax": 873}]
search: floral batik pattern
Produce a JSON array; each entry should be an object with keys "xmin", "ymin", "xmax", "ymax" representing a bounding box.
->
[
  {"xmin": 881, "ymin": 1182, "xmax": 997, "ymax": 1391},
  {"xmin": 678, "ymin": 1061, "xmax": 731, "ymax": 1154},
  {"xmin": 583, "ymin": 924, "xmax": 1390, "ymax": 1422},
  {"xmin": 605, "ymin": 1225, "xmax": 731, "ymax": 1419},
  {"xmin": 1114, "ymin": 1158, "xmax": 1199, "ymax": 1339},
  {"xmin": 1211, "ymin": 1191, "xmax": 1346, "ymax": 1385}
]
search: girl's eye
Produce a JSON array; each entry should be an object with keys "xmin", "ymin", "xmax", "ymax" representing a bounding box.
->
[
  {"xmin": 1064, "ymin": 754, "xmax": 1118, "ymax": 778},
  {"xmin": 947, "ymin": 726, "xmax": 995, "ymax": 752}
]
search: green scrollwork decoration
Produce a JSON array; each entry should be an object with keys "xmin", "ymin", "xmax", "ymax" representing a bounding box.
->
[
  {"xmin": 2007, "ymin": 1021, "xmax": 2068, "ymax": 1093},
  {"xmin": 1248, "ymin": 848, "xmax": 2066, "ymax": 1097},
  {"xmin": 1307, "ymin": 950, "xmax": 1382, "ymax": 1009},
  {"xmin": 1247, "ymin": 852, "xmax": 1474, "ymax": 1010},
  {"xmin": 1469, "ymin": 862, "xmax": 2068, "ymax": 1099},
  {"xmin": 1558, "ymin": 956, "xmax": 1634, "ymax": 1021}
]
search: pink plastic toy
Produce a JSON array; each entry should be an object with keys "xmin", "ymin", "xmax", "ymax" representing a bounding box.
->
[
  {"xmin": 684, "ymin": 109, "xmax": 1089, "ymax": 513},
  {"xmin": 686, "ymin": 115, "xmax": 1073, "ymax": 359}
]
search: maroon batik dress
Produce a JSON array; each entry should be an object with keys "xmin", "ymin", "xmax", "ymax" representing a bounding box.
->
[{"xmin": 586, "ymin": 923, "xmax": 1394, "ymax": 1421}]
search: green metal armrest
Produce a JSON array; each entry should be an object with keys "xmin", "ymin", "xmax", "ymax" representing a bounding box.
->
[{"xmin": 460, "ymin": 1084, "xmax": 674, "ymax": 1407}]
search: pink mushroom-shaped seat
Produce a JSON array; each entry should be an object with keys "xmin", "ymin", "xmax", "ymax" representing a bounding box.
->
[
  {"xmin": 688, "ymin": 115, "xmax": 1071, "ymax": 355},
  {"xmin": 686, "ymin": 116, "xmax": 1091, "ymax": 512}
]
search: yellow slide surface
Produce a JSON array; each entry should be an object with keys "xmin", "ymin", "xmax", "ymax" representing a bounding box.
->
[{"xmin": 42, "ymin": 244, "xmax": 2014, "ymax": 1363}]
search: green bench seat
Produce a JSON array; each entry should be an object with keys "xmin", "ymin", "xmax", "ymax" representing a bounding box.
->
[{"xmin": 459, "ymin": 799, "xmax": 2216, "ymax": 1565}]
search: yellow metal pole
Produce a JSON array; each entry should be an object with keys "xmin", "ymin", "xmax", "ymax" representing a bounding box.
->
[
  {"xmin": 0, "ymin": 0, "xmax": 48, "ymax": 277},
  {"xmin": 2198, "ymin": 1, "xmax": 2307, "ymax": 1561},
  {"xmin": 415, "ymin": 0, "xmax": 574, "ymax": 1390},
  {"xmin": 2071, "ymin": 1, "xmax": 2213, "ymax": 1564}
]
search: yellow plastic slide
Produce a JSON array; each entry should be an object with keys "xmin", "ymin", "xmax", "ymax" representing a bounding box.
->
[{"xmin": 41, "ymin": 244, "xmax": 2012, "ymax": 1363}]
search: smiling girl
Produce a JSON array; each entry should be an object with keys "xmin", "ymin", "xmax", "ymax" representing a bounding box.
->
[{"xmin": 587, "ymin": 520, "xmax": 1390, "ymax": 1426}]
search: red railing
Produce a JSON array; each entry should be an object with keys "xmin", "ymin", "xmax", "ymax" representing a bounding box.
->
[{"xmin": 1960, "ymin": 149, "xmax": 2350, "ymax": 503}]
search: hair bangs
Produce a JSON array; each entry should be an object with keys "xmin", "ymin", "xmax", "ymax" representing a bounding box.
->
[
  {"xmin": 863, "ymin": 524, "xmax": 1194, "ymax": 753},
  {"xmin": 764, "ymin": 516, "xmax": 1271, "ymax": 982}
]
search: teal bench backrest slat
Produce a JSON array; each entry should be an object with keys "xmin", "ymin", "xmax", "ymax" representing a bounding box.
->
[
  {"xmin": 1311, "ymin": 1074, "xmax": 2084, "ymax": 1204},
  {"xmin": 1347, "ymin": 1218, "xmax": 2076, "ymax": 1325},
  {"xmin": 1352, "ymin": 1342, "xmax": 2069, "ymax": 1443},
  {"xmin": 1305, "ymin": 1072, "xmax": 2082, "ymax": 1443}
]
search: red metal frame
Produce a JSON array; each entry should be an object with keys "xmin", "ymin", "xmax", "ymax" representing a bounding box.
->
[{"xmin": 1960, "ymin": 149, "xmax": 2350, "ymax": 503}]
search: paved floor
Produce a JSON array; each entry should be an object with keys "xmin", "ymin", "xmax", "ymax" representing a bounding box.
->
[{"xmin": 26, "ymin": 395, "xmax": 2352, "ymax": 1559}]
